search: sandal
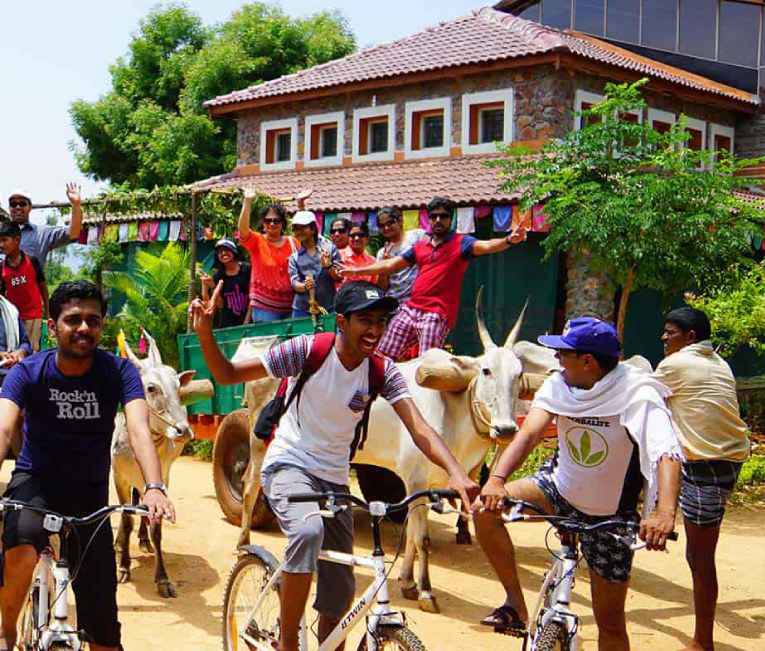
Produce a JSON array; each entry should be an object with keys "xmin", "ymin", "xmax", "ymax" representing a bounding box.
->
[{"xmin": 480, "ymin": 604, "xmax": 528, "ymax": 637}]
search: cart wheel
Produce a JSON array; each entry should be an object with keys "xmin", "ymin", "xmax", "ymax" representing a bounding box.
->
[{"xmin": 213, "ymin": 409, "xmax": 273, "ymax": 528}]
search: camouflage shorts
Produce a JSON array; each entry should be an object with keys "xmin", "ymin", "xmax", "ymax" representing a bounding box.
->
[{"xmin": 533, "ymin": 459, "xmax": 637, "ymax": 583}]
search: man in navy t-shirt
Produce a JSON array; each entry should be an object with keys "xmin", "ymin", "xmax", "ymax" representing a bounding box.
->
[{"xmin": 0, "ymin": 280, "xmax": 175, "ymax": 651}]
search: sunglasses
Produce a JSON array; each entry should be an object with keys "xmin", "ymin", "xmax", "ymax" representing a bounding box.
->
[
  {"xmin": 428, "ymin": 212, "xmax": 451, "ymax": 221},
  {"xmin": 9, "ymin": 201, "xmax": 28, "ymax": 208},
  {"xmin": 330, "ymin": 228, "xmax": 348, "ymax": 235},
  {"xmin": 263, "ymin": 218, "xmax": 282, "ymax": 225},
  {"xmin": 378, "ymin": 219, "xmax": 397, "ymax": 229},
  {"xmin": 349, "ymin": 232, "xmax": 367, "ymax": 239}
]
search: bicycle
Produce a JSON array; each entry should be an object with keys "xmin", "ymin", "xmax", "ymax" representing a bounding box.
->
[
  {"xmin": 0, "ymin": 499, "xmax": 149, "ymax": 651},
  {"xmin": 222, "ymin": 487, "xmax": 460, "ymax": 651},
  {"xmin": 500, "ymin": 498, "xmax": 678, "ymax": 651}
]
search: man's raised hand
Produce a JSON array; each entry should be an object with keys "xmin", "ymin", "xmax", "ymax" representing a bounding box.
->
[
  {"xmin": 65, "ymin": 182, "xmax": 81, "ymax": 206},
  {"xmin": 190, "ymin": 280, "xmax": 223, "ymax": 336}
]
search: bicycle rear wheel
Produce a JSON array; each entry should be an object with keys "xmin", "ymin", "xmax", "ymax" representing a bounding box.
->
[
  {"xmin": 356, "ymin": 625, "xmax": 427, "ymax": 650},
  {"xmin": 222, "ymin": 551, "xmax": 282, "ymax": 651},
  {"xmin": 534, "ymin": 621, "xmax": 567, "ymax": 650}
]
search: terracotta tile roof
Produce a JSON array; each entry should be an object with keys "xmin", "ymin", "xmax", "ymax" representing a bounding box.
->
[
  {"xmin": 206, "ymin": 7, "xmax": 758, "ymax": 110},
  {"xmin": 82, "ymin": 211, "xmax": 181, "ymax": 226},
  {"xmin": 734, "ymin": 189, "xmax": 765, "ymax": 207},
  {"xmin": 192, "ymin": 155, "xmax": 515, "ymax": 212}
]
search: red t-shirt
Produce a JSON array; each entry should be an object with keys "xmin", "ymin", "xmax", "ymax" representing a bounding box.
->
[
  {"xmin": 239, "ymin": 232, "xmax": 298, "ymax": 314},
  {"xmin": 401, "ymin": 232, "xmax": 476, "ymax": 327},
  {"xmin": 2, "ymin": 252, "xmax": 45, "ymax": 319}
]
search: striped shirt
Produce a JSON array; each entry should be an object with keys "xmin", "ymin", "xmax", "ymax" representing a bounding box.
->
[{"xmin": 259, "ymin": 335, "xmax": 410, "ymax": 484}]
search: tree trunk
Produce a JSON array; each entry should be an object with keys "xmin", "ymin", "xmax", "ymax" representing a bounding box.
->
[
  {"xmin": 564, "ymin": 248, "xmax": 615, "ymax": 322},
  {"xmin": 616, "ymin": 267, "xmax": 635, "ymax": 342}
]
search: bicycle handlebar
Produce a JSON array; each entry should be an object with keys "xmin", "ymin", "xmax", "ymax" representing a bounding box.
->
[
  {"xmin": 288, "ymin": 488, "xmax": 459, "ymax": 514},
  {"xmin": 0, "ymin": 499, "xmax": 150, "ymax": 527},
  {"xmin": 501, "ymin": 498, "xmax": 678, "ymax": 541}
]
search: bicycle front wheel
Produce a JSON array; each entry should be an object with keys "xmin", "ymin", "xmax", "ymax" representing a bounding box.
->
[
  {"xmin": 356, "ymin": 625, "xmax": 427, "ymax": 651},
  {"xmin": 534, "ymin": 621, "xmax": 567, "ymax": 651},
  {"xmin": 18, "ymin": 584, "xmax": 41, "ymax": 651},
  {"xmin": 222, "ymin": 552, "xmax": 281, "ymax": 651}
]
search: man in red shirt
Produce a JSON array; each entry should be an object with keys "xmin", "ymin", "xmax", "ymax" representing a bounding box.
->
[
  {"xmin": 0, "ymin": 221, "xmax": 48, "ymax": 351},
  {"xmin": 341, "ymin": 196, "xmax": 522, "ymax": 359}
]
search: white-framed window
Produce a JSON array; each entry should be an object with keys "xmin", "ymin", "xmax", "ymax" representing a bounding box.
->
[
  {"xmin": 304, "ymin": 111, "xmax": 344, "ymax": 167},
  {"xmin": 710, "ymin": 123, "xmax": 735, "ymax": 156},
  {"xmin": 574, "ymin": 90, "xmax": 604, "ymax": 130},
  {"xmin": 352, "ymin": 104, "xmax": 396, "ymax": 163},
  {"xmin": 648, "ymin": 108, "xmax": 675, "ymax": 134},
  {"xmin": 461, "ymin": 89, "xmax": 513, "ymax": 154},
  {"xmin": 260, "ymin": 118, "xmax": 298, "ymax": 171},
  {"xmin": 404, "ymin": 97, "xmax": 451, "ymax": 159}
]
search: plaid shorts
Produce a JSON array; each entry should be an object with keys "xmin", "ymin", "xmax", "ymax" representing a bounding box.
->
[
  {"xmin": 532, "ymin": 460, "xmax": 637, "ymax": 583},
  {"xmin": 680, "ymin": 459, "xmax": 742, "ymax": 527},
  {"xmin": 377, "ymin": 304, "xmax": 450, "ymax": 360}
]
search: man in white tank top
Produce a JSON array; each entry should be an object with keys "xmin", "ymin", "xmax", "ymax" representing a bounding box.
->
[{"xmin": 473, "ymin": 317, "xmax": 683, "ymax": 649}]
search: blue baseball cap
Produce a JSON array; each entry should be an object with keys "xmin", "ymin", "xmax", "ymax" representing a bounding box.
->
[{"xmin": 538, "ymin": 317, "xmax": 621, "ymax": 358}]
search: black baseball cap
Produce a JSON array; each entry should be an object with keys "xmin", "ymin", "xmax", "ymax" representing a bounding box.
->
[{"xmin": 334, "ymin": 281, "xmax": 398, "ymax": 315}]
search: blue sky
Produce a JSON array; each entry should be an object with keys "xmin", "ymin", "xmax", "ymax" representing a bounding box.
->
[{"xmin": 0, "ymin": 0, "xmax": 483, "ymax": 215}]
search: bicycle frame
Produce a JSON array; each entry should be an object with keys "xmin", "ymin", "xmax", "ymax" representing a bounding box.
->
[
  {"xmin": 238, "ymin": 547, "xmax": 404, "ymax": 651},
  {"xmin": 529, "ymin": 537, "xmax": 579, "ymax": 651},
  {"xmin": 31, "ymin": 548, "xmax": 82, "ymax": 650}
]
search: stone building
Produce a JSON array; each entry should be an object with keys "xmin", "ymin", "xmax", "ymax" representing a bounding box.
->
[{"xmin": 196, "ymin": 6, "xmax": 761, "ymax": 364}]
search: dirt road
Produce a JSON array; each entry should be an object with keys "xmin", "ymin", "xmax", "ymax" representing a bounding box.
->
[{"xmin": 3, "ymin": 457, "xmax": 763, "ymax": 650}]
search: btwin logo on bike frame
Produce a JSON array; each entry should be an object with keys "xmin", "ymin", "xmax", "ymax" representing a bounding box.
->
[
  {"xmin": 564, "ymin": 427, "xmax": 609, "ymax": 468},
  {"xmin": 341, "ymin": 597, "xmax": 366, "ymax": 629}
]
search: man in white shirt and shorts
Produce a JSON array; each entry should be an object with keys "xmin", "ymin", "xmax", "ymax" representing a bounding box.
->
[
  {"xmin": 474, "ymin": 317, "xmax": 682, "ymax": 650},
  {"xmin": 190, "ymin": 280, "xmax": 479, "ymax": 651}
]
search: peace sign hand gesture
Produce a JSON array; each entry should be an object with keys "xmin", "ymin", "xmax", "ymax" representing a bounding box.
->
[{"xmin": 189, "ymin": 281, "xmax": 222, "ymax": 337}]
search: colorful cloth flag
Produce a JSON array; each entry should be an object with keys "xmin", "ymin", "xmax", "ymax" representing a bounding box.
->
[
  {"xmin": 138, "ymin": 221, "xmax": 151, "ymax": 242},
  {"xmin": 314, "ymin": 211, "xmax": 324, "ymax": 235},
  {"xmin": 118, "ymin": 223, "xmax": 129, "ymax": 242},
  {"xmin": 149, "ymin": 221, "xmax": 160, "ymax": 241},
  {"xmin": 103, "ymin": 224, "xmax": 119, "ymax": 243},
  {"xmin": 351, "ymin": 211, "xmax": 366, "ymax": 224},
  {"xmin": 492, "ymin": 206, "xmax": 512, "ymax": 232},
  {"xmin": 403, "ymin": 209, "xmax": 419, "ymax": 231},
  {"xmin": 475, "ymin": 204, "xmax": 492, "ymax": 219},
  {"xmin": 419, "ymin": 208, "xmax": 430, "ymax": 230},
  {"xmin": 323, "ymin": 212, "xmax": 337, "ymax": 236},
  {"xmin": 157, "ymin": 221, "xmax": 170, "ymax": 242},
  {"xmin": 456, "ymin": 207, "xmax": 475, "ymax": 234},
  {"xmin": 513, "ymin": 205, "xmax": 533, "ymax": 233},
  {"xmin": 77, "ymin": 227, "xmax": 88, "ymax": 244},
  {"xmin": 127, "ymin": 222, "xmax": 139, "ymax": 241},
  {"xmin": 368, "ymin": 211, "xmax": 379, "ymax": 235},
  {"xmin": 168, "ymin": 220, "xmax": 182, "ymax": 241},
  {"xmin": 86, "ymin": 225, "xmax": 99, "ymax": 245},
  {"xmin": 532, "ymin": 204, "xmax": 550, "ymax": 232}
]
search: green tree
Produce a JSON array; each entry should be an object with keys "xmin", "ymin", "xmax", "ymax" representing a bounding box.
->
[
  {"xmin": 688, "ymin": 261, "xmax": 765, "ymax": 356},
  {"xmin": 103, "ymin": 243, "xmax": 191, "ymax": 367},
  {"xmin": 492, "ymin": 79, "xmax": 765, "ymax": 338},
  {"xmin": 70, "ymin": 3, "xmax": 355, "ymax": 188}
]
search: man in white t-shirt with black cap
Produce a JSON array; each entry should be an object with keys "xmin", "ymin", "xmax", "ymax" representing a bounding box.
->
[
  {"xmin": 190, "ymin": 280, "xmax": 479, "ymax": 651},
  {"xmin": 474, "ymin": 317, "xmax": 682, "ymax": 649}
]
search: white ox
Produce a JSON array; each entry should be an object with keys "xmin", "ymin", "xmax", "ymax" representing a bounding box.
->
[
  {"xmin": 238, "ymin": 295, "xmax": 544, "ymax": 613},
  {"xmin": 111, "ymin": 332, "xmax": 212, "ymax": 598}
]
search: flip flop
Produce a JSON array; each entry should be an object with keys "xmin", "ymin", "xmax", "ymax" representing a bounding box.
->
[{"xmin": 480, "ymin": 604, "xmax": 528, "ymax": 637}]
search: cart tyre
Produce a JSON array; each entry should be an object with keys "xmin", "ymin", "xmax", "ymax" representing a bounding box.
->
[{"xmin": 213, "ymin": 409, "xmax": 273, "ymax": 528}]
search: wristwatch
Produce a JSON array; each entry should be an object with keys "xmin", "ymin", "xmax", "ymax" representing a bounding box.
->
[{"xmin": 144, "ymin": 482, "xmax": 168, "ymax": 496}]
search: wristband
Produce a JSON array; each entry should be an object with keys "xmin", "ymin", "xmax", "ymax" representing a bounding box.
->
[{"xmin": 489, "ymin": 473, "xmax": 507, "ymax": 482}]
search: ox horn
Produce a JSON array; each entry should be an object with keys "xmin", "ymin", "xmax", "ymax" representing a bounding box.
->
[
  {"xmin": 475, "ymin": 287, "xmax": 497, "ymax": 350},
  {"xmin": 504, "ymin": 298, "xmax": 529, "ymax": 349},
  {"xmin": 142, "ymin": 329, "xmax": 163, "ymax": 366},
  {"xmin": 122, "ymin": 337, "xmax": 143, "ymax": 368}
]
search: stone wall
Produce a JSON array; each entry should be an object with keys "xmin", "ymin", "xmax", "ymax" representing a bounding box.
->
[{"xmin": 735, "ymin": 78, "xmax": 765, "ymax": 159}]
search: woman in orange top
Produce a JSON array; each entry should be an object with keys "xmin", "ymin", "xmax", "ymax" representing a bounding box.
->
[
  {"xmin": 339, "ymin": 223, "xmax": 378, "ymax": 286},
  {"xmin": 237, "ymin": 189, "xmax": 298, "ymax": 322}
]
